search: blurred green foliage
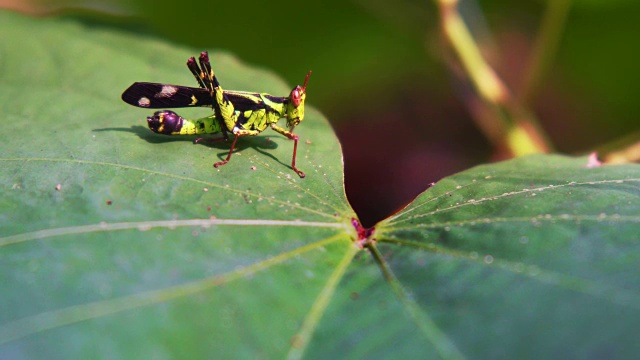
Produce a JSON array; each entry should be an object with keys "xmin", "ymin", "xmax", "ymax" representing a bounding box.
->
[
  {"xmin": 3, "ymin": 0, "xmax": 639, "ymax": 224},
  {"xmin": 8, "ymin": 0, "xmax": 640, "ymax": 136},
  {"xmin": 122, "ymin": 0, "xmax": 437, "ymax": 116}
]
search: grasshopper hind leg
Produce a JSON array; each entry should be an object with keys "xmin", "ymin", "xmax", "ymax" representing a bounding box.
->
[{"xmin": 213, "ymin": 133, "xmax": 240, "ymax": 168}]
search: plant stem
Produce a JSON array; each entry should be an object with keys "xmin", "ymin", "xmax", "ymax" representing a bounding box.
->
[
  {"xmin": 519, "ymin": 0, "xmax": 573, "ymax": 105},
  {"xmin": 596, "ymin": 131, "xmax": 640, "ymax": 164},
  {"xmin": 436, "ymin": 0, "xmax": 553, "ymax": 156}
]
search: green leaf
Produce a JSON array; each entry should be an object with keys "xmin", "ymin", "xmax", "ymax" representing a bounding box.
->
[
  {"xmin": 0, "ymin": 11, "xmax": 356, "ymax": 358},
  {"xmin": 2, "ymin": 11, "xmax": 640, "ymax": 359},
  {"xmin": 375, "ymin": 154, "xmax": 640, "ymax": 358}
]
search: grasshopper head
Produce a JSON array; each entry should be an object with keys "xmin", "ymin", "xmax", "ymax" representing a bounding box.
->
[{"xmin": 286, "ymin": 70, "xmax": 312, "ymax": 131}]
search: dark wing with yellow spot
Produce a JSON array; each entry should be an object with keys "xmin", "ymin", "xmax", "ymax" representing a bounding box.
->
[
  {"xmin": 121, "ymin": 82, "xmax": 213, "ymax": 108},
  {"xmin": 121, "ymin": 82, "xmax": 271, "ymax": 112}
]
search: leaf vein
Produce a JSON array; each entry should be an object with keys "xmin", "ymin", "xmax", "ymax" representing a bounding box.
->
[
  {"xmin": 0, "ymin": 157, "xmax": 338, "ymax": 219},
  {"xmin": 386, "ymin": 178, "xmax": 640, "ymax": 226},
  {"xmin": 0, "ymin": 233, "xmax": 347, "ymax": 345},
  {"xmin": 378, "ymin": 237, "xmax": 640, "ymax": 310},
  {"xmin": 0, "ymin": 218, "xmax": 348, "ymax": 247}
]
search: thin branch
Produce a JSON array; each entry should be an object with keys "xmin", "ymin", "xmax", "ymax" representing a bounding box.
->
[
  {"xmin": 519, "ymin": 0, "xmax": 573, "ymax": 105},
  {"xmin": 435, "ymin": 0, "xmax": 553, "ymax": 156}
]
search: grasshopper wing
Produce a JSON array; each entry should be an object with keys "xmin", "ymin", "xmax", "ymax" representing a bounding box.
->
[{"xmin": 121, "ymin": 82, "xmax": 214, "ymax": 108}]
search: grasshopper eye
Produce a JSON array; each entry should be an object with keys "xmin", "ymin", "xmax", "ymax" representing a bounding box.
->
[{"xmin": 291, "ymin": 87, "xmax": 302, "ymax": 107}]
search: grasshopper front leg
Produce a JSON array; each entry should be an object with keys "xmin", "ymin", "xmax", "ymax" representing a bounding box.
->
[{"xmin": 271, "ymin": 124, "xmax": 305, "ymax": 178}]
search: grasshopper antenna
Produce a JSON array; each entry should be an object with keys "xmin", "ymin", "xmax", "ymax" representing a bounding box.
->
[{"xmin": 303, "ymin": 70, "xmax": 312, "ymax": 91}]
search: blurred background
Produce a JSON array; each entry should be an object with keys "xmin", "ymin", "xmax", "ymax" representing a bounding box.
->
[{"xmin": 3, "ymin": 0, "xmax": 639, "ymax": 226}]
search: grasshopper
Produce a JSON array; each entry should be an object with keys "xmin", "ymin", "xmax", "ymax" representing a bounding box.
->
[{"xmin": 121, "ymin": 51, "xmax": 311, "ymax": 178}]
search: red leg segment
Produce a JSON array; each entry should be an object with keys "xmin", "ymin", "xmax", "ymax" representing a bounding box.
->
[
  {"xmin": 214, "ymin": 133, "xmax": 240, "ymax": 168},
  {"xmin": 290, "ymin": 135, "xmax": 305, "ymax": 178}
]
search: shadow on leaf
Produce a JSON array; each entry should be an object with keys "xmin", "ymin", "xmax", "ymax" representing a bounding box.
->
[{"xmin": 93, "ymin": 125, "xmax": 295, "ymax": 166}]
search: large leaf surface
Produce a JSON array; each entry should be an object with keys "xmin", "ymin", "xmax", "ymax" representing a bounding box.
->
[
  {"xmin": 2, "ymin": 11, "xmax": 640, "ymax": 359},
  {"xmin": 374, "ymin": 155, "xmax": 640, "ymax": 358},
  {"xmin": 0, "ymin": 11, "xmax": 356, "ymax": 359}
]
